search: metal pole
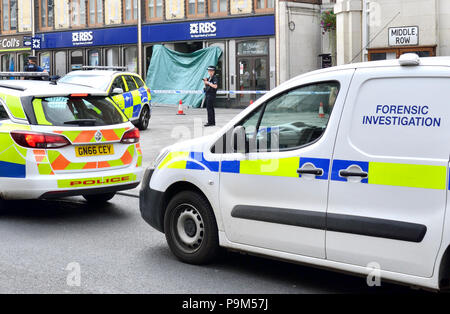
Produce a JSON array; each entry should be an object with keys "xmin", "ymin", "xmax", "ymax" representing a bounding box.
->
[
  {"xmin": 31, "ymin": 0, "xmax": 35, "ymax": 56},
  {"xmin": 362, "ymin": 0, "xmax": 369, "ymax": 62},
  {"xmin": 137, "ymin": 0, "xmax": 143, "ymax": 76}
]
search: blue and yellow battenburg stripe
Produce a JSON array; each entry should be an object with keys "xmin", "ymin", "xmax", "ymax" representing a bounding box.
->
[
  {"xmin": 0, "ymin": 122, "xmax": 30, "ymax": 178},
  {"xmin": 159, "ymin": 151, "xmax": 448, "ymax": 190}
]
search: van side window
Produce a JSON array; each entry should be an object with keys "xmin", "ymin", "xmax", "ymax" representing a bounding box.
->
[
  {"xmin": 0, "ymin": 104, "xmax": 8, "ymax": 120},
  {"xmin": 245, "ymin": 81, "xmax": 339, "ymax": 151}
]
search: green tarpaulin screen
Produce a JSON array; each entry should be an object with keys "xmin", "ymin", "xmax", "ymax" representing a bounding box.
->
[{"xmin": 146, "ymin": 45, "xmax": 222, "ymax": 108}]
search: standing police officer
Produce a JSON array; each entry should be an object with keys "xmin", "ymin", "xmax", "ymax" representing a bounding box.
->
[
  {"xmin": 203, "ymin": 66, "xmax": 218, "ymax": 127},
  {"xmin": 23, "ymin": 56, "xmax": 46, "ymax": 80}
]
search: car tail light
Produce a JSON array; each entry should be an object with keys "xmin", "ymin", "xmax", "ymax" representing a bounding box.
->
[
  {"xmin": 147, "ymin": 88, "xmax": 151, "ymax": 95},
  {"xmin": 121, "ymin": 128, "xmax": 140, "ymax": 144},
  {"xmin": 11, "ymin": 131, "xmax": 71, "ymax": 149}
]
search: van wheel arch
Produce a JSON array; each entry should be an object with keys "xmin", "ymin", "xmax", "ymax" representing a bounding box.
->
[{"xmin": 161, "ymin": 181, "xmax": 216, "ymax": 233}]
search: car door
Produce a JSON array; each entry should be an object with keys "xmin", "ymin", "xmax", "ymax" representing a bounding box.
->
[
  {"xmin": 218, "ymin": 70, "xmax": 354, "ymax": 258},
  {"xmin": 123, "ymin": 75, "xmax": 142, "ymax": 120},
  {"xmin": 327, "ymin": 66, "xmax": 449, "ymax": 278},
  {"xmin": 110, "ymin": 75, "xmax": 128, "ymax": 114}
]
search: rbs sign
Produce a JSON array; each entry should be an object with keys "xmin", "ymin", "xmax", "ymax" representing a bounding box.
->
[
  {"xmin": 72, "ymin": 31, "xmax": 94, "ymax": 45},
  {"xmin": 190, "ymin": 22, "xmax": 217, "ymax": 38}
]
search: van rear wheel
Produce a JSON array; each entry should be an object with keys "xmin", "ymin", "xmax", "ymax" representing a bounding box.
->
[
  {"xmin": 164, "ymin": 191, "xmax": 219, "ymax": 264},
  {"xmin": 83, "ymin": 192, "xmax": 116, "ymax": 204}
]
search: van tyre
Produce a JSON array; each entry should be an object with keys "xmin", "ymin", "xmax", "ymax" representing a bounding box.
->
[
  {"xmin": 83, "ymin": 192, "xmax": 116, "ymax": 203},
  {"xmin": 136, "ymin": 105, "xmax": 150, "ymax": 130},
  {"xmin": 164, "ymin": 191, "xmax": 220, "ymax": 264}
]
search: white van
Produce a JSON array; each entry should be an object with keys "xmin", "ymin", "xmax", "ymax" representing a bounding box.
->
[{"xmin": 140, "ymin": 54, "xmax": 450, "ymax": 290}]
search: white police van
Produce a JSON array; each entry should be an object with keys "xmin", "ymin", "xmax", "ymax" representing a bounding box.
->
[{"xmin": 140, "ymin": 54, "xmax": 450, "ymax": 290}]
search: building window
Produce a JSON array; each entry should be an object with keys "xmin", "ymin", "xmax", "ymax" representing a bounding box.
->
[
  {"xmin": 187, "ymin": 0, "xmax": 205, "ymax": 17},
  {"xmin": 254, "ymin": 0, "xmax": 273, "ymax": 12},
  {"xmin": 88, "ymin": 0, "xmax": 103, "ymax": 26},
  {"xmin": 70, "ymin": 0, "xmax": 87, "ymax": 27},
  {"xmin": 124, "ymin": 0, "xmax": 138, "ymax": 23},
  {"xmin": 209, "ymin": 0, "xmax": 227, "ymax": 16},
  {"xmin": 147, "ymin": 0, "xmax": 163, "ymax": 20},
  {"xmin": 106, "ymin": 48, "xmax": 119, "ymax": 66},
  {"xmin": 124, "ymin": 46, "xmax": 137, "ymax": 73},
  {"xmin": 368, "ymin": 46, "xmax": 436, "ymax": 61},
  {"xmin": 2, "ymin": 0, "xmax": 17, "ymax": 32},
  {"xmin": 40, "ymin": 0, "xmax": 54, "ymax": 30}
]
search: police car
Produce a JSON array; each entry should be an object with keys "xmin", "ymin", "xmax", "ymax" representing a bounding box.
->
[
  {"xmin": 140, "ymin": 54, "xmax": 450, "ymax": 290},
  {"xmin": 0, "ymin": 73, "xmax": 143, "ymax": 204},
  {"xmin": 59, "ymin": 66, "xmax": 151, "ymax": 130}
]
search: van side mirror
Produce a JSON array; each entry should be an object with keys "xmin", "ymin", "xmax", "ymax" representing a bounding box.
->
[
  {"xmin": 111, "ymin": 88, "xmax": 124, "ymax": 95},
  {"xmin": 231, "ymin": 125, "xmax": 248, "ymax": 153}
]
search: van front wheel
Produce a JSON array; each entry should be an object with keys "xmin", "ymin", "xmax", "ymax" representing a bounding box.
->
[{"xmin": 164, "ymin": 191, "xmax": 219, "ymax": 264}]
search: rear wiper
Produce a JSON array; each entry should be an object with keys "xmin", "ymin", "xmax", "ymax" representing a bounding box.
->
[{"xmin": 63, "ymin": 119, "xmax": 97, "ymax": 126}]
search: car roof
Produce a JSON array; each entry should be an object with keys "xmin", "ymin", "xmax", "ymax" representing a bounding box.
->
[
  {"xmin": 64, "ymin": 70, "xmax": 140, "ymax": 77},
  {"xmin": 0, "ymin": 80, "xmax": 109, "ymax": 97}
]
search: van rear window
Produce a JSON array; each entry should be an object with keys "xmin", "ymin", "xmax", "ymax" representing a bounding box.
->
[{"xmin": 34, "ymin": 96, "xmax": 125, "ymax": 127}]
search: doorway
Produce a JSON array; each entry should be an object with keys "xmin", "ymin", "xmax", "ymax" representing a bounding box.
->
[{"xmin": 237, "ymin": 56, "xmax": 268, "ymax": 106}]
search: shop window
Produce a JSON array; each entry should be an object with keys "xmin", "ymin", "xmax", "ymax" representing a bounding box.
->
[
  {"xmin": 147, "ymin": 0, "xmax": 163, "ymax": 20},
  {"xmin": 88, "ymin": 0, "xmax": 103, "ymax": 26},
  {"xmin": 18, "ymin": 53, "xmax": 30, "ymax": 71},
  {"xmin": 2, "ymin": 0, "xmax": 17, "ymax": 32},
  {"xmin": 70, "ymin": 50, "xmax": 83, "ymax": 70},
  {"xmin": 70, "ymin": 0, "xmax": 87, "ymax": 27},
  {"xmin": 55, "ymin": 51, "xmax": 67, "ymax": 76},
  {"xmin": 124, "ymin": 0, "xmax": 138, "ymax": 23},
  {"xmin": 187, "ymin": 0, "xmax": 205, "ymax": 17},
  {"xmin": 40, "ymin": 0, "xmax": 54, "ymax": 30},
  {"xmin": 209, "ymin": 0, "xmax": 227, "ymax": 16},
  {"xmin": 208, "ymin": 42, "xmax": 225, "ymax": 90},
  {"xmin": 368, "ymin": 46, "xmax": 436, "ymax": 61},
  {"xmin": 39, "ymin": 52, "xmax": 51, "ymax": 72},
  {"xmin": 254, "ymin": 0, "xmax": 274, "ymax": 12},
  {"xmin": 237, "ymin": 40, "xmax": 268, "ymax": 56},
  {"xmin": 88, "ymin": 49, "xmax": 100, "ymax": 66},
  {"xmin": 124, "ymin": 47, "xmax": 137, "ymax": 73},
  {"xmin": 1, "ymin": 54, "xmax": 14, "ymax": 71},
  {"xmin": 106, "ymin": 48, "xmax": 119, "ymax": 66}
]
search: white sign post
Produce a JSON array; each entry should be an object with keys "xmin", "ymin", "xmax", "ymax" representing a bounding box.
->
[{"xmin": 388, "ymin": 26, "xmax": 419, "ymax": 46}]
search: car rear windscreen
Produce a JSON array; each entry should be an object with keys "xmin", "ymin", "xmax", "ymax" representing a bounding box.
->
[{"xmin": 35, "ymin": 96, "xmax": 125, "ymax": 127}]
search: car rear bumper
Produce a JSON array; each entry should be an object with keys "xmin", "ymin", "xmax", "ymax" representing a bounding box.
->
[
  {"xmin": 0, "ymin": 166, "xmax": 144, "ymax": 200},
  {"xmin": 139, "ymin": 168, "xmax": 165, "ymax": 233}
]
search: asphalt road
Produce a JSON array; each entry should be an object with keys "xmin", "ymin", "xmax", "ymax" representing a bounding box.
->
[{"xmin": 0, "ymin": 106, "xmax": 424, "ymax": 293}]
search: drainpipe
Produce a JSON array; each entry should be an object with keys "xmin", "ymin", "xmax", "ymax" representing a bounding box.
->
[
  {"xmin": 137, "ymin": 0, "xmax": 143, "ymax": 76},
  {"xmin": 362, "ymin": 0, "xmax": 369, "ymax": 61},
  {"xmin": 275, "ymin": 0, "xmax": 280, "ymax": 86}
]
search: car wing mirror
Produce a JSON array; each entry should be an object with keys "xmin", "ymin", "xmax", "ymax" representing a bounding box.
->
[
  {"xmin": 231, "ymin": 125, "xmax": 249, "ymax": 154},
  {"xmin": 111, "ymin": 88, "xmax": 123, "ymax": 95}
]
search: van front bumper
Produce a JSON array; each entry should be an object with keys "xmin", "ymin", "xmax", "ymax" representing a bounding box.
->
[{"xmin": 139, "ymin": 168, "xmax": 165, "ymax": 233}]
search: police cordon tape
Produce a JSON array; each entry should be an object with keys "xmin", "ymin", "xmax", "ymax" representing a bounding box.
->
[
  {"xmin": 150, "ymin": 90, "xmax": 268, "ymax": 95},
  {"xmin": 150, "ymin": 90, "xmax": 330, "ymax": 95}
]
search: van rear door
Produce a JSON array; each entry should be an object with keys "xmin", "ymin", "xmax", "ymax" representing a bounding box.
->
[{"xmin": 327, "ymin": 66, "xmax": 448, "ymax": 278}]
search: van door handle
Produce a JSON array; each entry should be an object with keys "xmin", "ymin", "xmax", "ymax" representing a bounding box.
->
[
  {"xmin": 297, "ymin": 168, "xmax": 324, "ymax": 176},
  {"xmin": 339, "ymin": 170, "xmax": 368, "ymax": 178}
]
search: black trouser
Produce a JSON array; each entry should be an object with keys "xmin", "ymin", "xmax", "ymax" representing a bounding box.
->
[{"xmin": 205, "ymin": 94, "xmax": 216, "ymax": 125}]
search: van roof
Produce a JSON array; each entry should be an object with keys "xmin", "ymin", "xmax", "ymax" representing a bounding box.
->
[
  {"xmin": 0, "ymin": 80, "xmax": 109, "ymax": 97},
  {"xmin": 289, "ymin": 56, "xmax": 450, "ymax": 83}
]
